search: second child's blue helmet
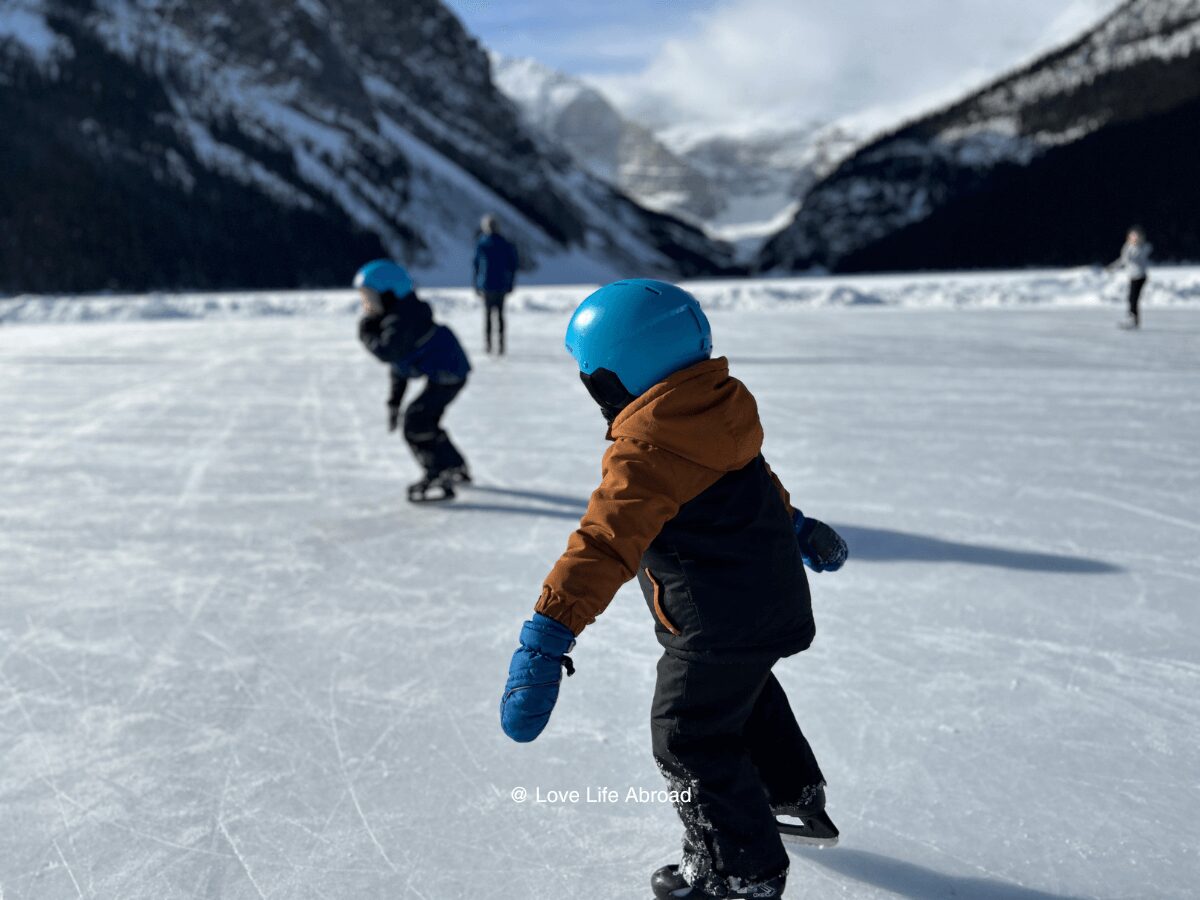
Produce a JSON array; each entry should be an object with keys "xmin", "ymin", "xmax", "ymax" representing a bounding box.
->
[
  {"xmin": 353, "ymin": 259, "xmax": 414, "ymax": 298},
  {"xmin": 565, "ymin": 279, "xmax": 712, "ymax": 421}
]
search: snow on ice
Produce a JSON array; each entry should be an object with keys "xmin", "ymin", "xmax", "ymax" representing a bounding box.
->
[
  {"xmin": 0, "ymin": 274, "xmax": 1198, "ymax": 898},
  {"xmin": 5, "ymin": 266, "xmax": 1200, "ymax": 327}
]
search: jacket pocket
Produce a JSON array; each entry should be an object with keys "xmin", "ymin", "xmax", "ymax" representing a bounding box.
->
[{"xmin": 644, "ymin": 568, "xmax": 681, "ymax": 636}]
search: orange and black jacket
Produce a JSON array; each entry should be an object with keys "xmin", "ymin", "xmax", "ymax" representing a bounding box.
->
[{"xmin": 536, "ymin": 357, "xmax": 814, "ymax": 660}]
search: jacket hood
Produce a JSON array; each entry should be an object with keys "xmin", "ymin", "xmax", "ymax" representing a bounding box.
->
[
  {"xmin": 609, "ymin": 357, "xmax": 763, "ymax": 473},
  {"xmin": 382, "ymin": 288, "xmax": 428, "ymax": 313}
]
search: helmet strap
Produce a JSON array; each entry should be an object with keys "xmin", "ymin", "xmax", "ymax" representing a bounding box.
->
[{"xmin": 580, "ymin": 369, "xmax": 636, "ymax": 424}]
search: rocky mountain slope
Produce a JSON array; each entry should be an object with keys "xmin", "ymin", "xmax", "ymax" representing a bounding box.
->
[
  {"xmin": 758, "ymin": 0, "xmax": 1200, "ymax": 273},
  {"xmin": 0, "ymin": 0, "xmax": 728, "ymax": 293}
]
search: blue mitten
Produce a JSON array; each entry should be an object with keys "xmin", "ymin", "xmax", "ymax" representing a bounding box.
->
[
  {"xmin": 794, "ymin": 509, "xmax": 848, "ymax": 573},
  {"xmin": 500, "ymin": 613, "xmax": 576, "ymax": 743}
]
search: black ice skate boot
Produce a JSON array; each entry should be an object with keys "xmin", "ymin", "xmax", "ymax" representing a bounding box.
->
[
  {"xmin": 441, "ymin": 464, "xmax": 472, "ymax": 484},
  {"xmin": 772, "ymin": 784, "xmax": 839, "ymax": 848},
  {"xmin": 651, "ymin": 864, "xmax": 786, "ymax": 899},
  {"xmin": 407, "ymin": 470, "xmax": 456, "ymax": 503}
]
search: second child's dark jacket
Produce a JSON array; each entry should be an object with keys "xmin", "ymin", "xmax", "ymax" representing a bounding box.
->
[
  {"xmin": 358, "ymin": 292, "xmax": 471, "ymax": 397},
  {"xmin": 536, "ymin": 357, "xmax": 814, "ymax": 661}
]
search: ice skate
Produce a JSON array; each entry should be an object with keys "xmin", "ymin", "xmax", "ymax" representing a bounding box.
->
[
  {"xmin": 771, "ymin": 785, "xmax": 839, "ymax": 847},
  {"xmin": 773, "ymin": 807, "xmax": 839, "ymax": 847},
  {"xmin": 407, "ymin": 471, "xmax": 456, "ymax": 503},
  {"xmin": 651, "ymin": 864, "xmax": 785, "ymax": 899},
  {"xmin": 441, "ymin": 464, "xmax": 472, "ymax": 484}
]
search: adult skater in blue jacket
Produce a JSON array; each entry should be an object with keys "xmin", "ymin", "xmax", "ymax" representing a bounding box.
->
[
  {"xmin": 354, "ymin": 260, "xmax": 471, "ymax": 502},
  {"xmin": 473, "ymin": 214, "xmax": 519, "ymax": 355}
]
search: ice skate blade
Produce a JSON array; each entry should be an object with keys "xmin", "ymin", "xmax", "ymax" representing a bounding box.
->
[
  {"xmin": 407, "ymin": 483, "xmax": 456, "ymax": 503},
  {"xmin": 777, "ymin": 810, "xmax": 839, "ymax": 848},
  {"xmin": 779, "ymin": 830, "xmax": 839, "ymax": 848}
]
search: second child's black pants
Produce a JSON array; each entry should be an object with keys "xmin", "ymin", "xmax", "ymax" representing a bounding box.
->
[
  {"xmin": 651, "ymin": 651, "xmax": 825, "ymax": 890},
  {"xmin": 403, "ymin": 379, "xmax": 466, "ymax": 477}
]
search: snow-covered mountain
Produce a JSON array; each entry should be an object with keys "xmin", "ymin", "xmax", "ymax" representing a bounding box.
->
[
  {"xmin": 0, "ymin": 0, "xmax": 728, "ymax": 293},
  {"xmin": 490, "ymin": 55, "xmax": 722, "ymax": 221},
  {"xmin": 491, "ymin": 55, "xmax": 861, "ymax": 255},
  {"xmin": 758, "ymin": 0, "xmax": 1200, "ymax": 273},
  {"xmin": 657, "ymin": 120, "xmax": 862, "ymax": 247}
]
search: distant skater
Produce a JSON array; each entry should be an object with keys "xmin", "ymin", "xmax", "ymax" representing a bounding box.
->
[
  {"xmin": 473, "ymin": 214, "xmax": 519, "ymax": 355},
  {"xmin": 1107, "ymin": 227, "xmax": 1152, "ymax": 329},
  {"xmin": 354, "ymin": 260, "xmax": 472, "ymax": 502}
]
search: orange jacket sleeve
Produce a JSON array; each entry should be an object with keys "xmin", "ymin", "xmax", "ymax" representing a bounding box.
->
[{"xmin": 535, "ymin": 438, "xmax": 722, "ymax": 635}]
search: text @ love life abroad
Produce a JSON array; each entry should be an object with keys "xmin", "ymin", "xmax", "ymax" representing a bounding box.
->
[{"xmin": 510, "ymin": 786, "xmax": 692, "ymax": 805}]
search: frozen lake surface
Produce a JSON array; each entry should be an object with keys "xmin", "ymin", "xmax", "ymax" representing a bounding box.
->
[{"xmin": 1, "ymin": 298, "xmax": 1198, "ymax": 899}]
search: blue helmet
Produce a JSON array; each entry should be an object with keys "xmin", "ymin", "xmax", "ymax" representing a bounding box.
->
[
  {"xmin": 565, "ymin": 279, "xmax": 712, "ymax": 397},
  {"xmin": 353, "ymin": 259, "xmax": 414, "ymax": 298}
]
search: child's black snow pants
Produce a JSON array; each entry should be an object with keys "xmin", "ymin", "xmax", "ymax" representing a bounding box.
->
[
  {"xmin": 403, "ymin": 379, "xmax": 466, "ymax": 477},
  {"xmin": 651, "ymin": 651, "xmax": 825, "ymax": 890}
]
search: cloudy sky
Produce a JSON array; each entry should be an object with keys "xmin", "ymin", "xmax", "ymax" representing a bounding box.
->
[{"xmin": 447, "ymin": 0, "xmax": 1123, "ymax": 129}]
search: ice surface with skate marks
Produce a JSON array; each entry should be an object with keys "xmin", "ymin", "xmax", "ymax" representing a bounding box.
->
[{"xmin": 0, "ymin": 284, "xmax": 1198, "ymax": 899}]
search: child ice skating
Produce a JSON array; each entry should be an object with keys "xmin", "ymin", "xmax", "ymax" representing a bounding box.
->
[
  {"xmin": 354, "ymin": 260, "xmax": 472, "ymax": 502},
  {"xmin": 499, "ymin": 280, "xmax": 848, "ymax": 899}
]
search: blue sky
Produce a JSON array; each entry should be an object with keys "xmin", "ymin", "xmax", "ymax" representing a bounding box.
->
[
  {"xmin": 446, "ymin": 0, "xmax": 1122, "ymax": 129},
  {"xmin": 445, "ymin": 1, "xmax": 722, "ymax": 74}
]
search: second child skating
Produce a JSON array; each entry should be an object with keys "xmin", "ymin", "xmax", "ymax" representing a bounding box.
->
[{"xmin": 354, "ymin": 260, "xmax": 472, "ymax": 502}]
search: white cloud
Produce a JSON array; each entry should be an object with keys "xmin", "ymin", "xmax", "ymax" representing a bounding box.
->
[{"xmin": 591, "ymin": 0, "xmax": 1123, "ymax": 130}]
